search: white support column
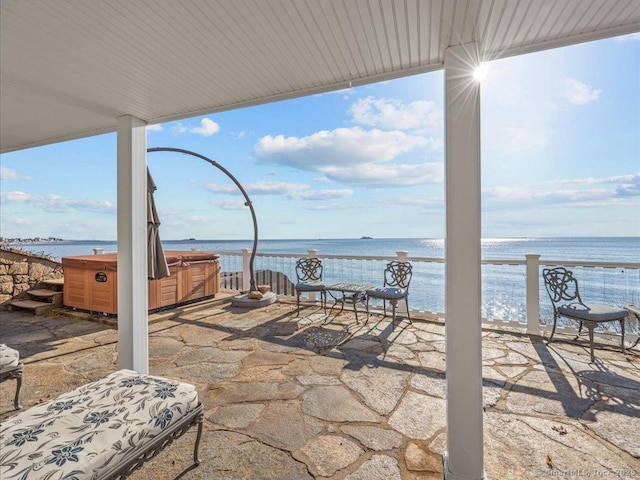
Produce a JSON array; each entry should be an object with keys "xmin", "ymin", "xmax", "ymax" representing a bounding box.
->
[
  {"xmin": 443, "ymin": 43, "xmax": 485, "ymax": 480},
  {"xmin": 526, "ymin": 254, "xmax": 541, "ymax": 335},
  {"xmin": 242, "ymin": 248, "xmax": 251, "ymax": 291},
  {"xmin": 117, "ymin": 115, "xmax": 149, "ymax": 374}
]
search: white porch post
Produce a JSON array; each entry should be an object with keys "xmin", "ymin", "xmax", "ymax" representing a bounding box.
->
[
  {"xmin": 526, "ymin": 254, "xmax": 541, "ymax": 335},
  {"xmin": 443, "ymin": 43, "xmax": 485, "ymax": 480},
  {"xmin": 117, "ymin": 115, "xmax": 149, "ymax": 374}
]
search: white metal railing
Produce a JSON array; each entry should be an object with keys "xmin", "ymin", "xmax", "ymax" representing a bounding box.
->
[{"xmin": 215, "ymin": 248, "xmax": 639, "ymax": 337}]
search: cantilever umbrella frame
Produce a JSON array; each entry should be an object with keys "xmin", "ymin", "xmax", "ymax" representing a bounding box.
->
[{"xmin": 147, "ymin": 147, "xmax": 259, "ymax": 293}]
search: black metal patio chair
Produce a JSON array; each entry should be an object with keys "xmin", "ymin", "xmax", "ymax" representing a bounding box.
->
[
  {"xmin": 294, "ymin": 258, "xmax": 327, "ymax": 315},
  {"xmin": 542, "ymin": 267, "xmax": 628, "ymax": 362},
  {"xmin": 365, "ymin": 261, "xmax": 413, "ymax": 323}
]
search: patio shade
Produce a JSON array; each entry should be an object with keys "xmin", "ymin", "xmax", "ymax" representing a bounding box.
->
[{"xmin": 147, "ymin": 168, "xmax": 170, "ymax": 280}]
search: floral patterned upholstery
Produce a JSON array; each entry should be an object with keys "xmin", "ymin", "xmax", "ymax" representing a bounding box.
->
[
  {"xmin": 0, "ymin": 344, "xmax": 20, "ymax": 371},
  {"xmin": 0, "ymin": 369, "xmax": 200, "ymax": 480}
]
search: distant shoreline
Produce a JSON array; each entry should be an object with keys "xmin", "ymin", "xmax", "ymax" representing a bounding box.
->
[{"xmin": 3, "ymin": 235, "xmax": 639, "ymax": 245}]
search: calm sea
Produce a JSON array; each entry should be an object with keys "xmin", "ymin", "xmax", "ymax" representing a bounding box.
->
[
  {"xmin": 8, "ymin": 236, "xmax": 639, "ymax": 262},
  {"xmin": 7, "ymin": 237, "xmax": 639, "ymax": 324}
]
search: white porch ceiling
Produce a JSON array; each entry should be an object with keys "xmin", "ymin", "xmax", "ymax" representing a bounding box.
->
[{"xmin": 1, "ymin": 0, "xmax": 639, "ymax": 153}]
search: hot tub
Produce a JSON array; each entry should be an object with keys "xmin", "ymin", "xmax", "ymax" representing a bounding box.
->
[{"xmin": 62, "ymin": 251, "xmax": 220, "ymax": 314}]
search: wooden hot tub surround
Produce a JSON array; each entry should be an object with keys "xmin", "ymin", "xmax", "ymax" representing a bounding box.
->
[{"xmin": 62, "ymin": 251, "xmax": 220, "ymax": 314}]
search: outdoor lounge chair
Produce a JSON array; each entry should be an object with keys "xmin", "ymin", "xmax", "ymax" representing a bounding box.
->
[
  {"xmin": 366, "ymin": 261, "xmax": 412, "ymax": 324},
  {"xmin": 294, "ymin": 258, "xmax": 327, "ymax": 315},
  {"xmin": 0, "ymin": 344, "xmax": 23, "ymax": 410},
  {"xmin": 542, "ymin": 267, "xmax": 628, "ymax": 362}
]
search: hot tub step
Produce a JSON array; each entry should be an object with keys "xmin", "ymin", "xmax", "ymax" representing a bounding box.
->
[
  {"xmin": 27, "ymin": 289, "xmax": 63, "ymax": 306},
  {"xmin": 9, "ymin": 299, "xmax": 53, "ymax": 316}
]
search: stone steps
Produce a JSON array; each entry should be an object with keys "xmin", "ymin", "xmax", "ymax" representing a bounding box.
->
[
  {"xmin": 8, "ymin": 277, "xmax": 64, "ymax": 315},
  {"xmin": 8, "ymin": 299, "xmax": 53, "ymax": 316}
]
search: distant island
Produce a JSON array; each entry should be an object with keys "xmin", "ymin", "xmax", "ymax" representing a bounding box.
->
[{"xmin": 360, "ymin": 236, "xmax": 373, "ymax": 239}]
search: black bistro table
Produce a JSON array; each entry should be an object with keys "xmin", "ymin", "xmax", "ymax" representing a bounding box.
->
[{"xmin": 326, "ymin": 282, "xmax": 375, "ymax": 323}]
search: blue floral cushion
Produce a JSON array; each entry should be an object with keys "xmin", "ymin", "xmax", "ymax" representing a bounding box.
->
[
  {"xmin": 0, "ymin": 369, "xmax": 199, "ymax": 480},
  {"xmin": 0, "ymin": 344, "xmax": 20, "ymax": 371}
]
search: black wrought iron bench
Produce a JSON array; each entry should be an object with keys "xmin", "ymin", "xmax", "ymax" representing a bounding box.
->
[{"xmin": 0, "ymin": 369, "xmax": 203, "ymax": 480}]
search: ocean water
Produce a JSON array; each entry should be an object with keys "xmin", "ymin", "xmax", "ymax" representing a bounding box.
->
[
  {"xmin": 9, "ymin": 236, "xmax": 639, "ymax": 262},
  {"xmin": 7, "ymin": 237, "xmax": 639, "ymax": 324}
]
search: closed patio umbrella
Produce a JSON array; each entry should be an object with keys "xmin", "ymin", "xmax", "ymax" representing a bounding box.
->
[{"xmin": 147, "ymin": 168, "xmax": 170, "ymax": 280}]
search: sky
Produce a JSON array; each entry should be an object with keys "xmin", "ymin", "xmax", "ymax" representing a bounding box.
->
[{"xmin": 1, "ymin": 33, "xmax": 639, "ymax": 241}]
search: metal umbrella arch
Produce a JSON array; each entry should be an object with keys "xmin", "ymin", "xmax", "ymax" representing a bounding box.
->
[
  {"xmin": 147, "ymin": 168, "xmax": 170, "ymax": 280},
  {"xmin": 147, "ymin": 147, "xmax": 259, "ymax": 293}
]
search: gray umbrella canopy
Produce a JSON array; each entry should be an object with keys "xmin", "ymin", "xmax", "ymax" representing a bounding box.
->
[{"xmin": 147, "ymin": 168, "xmax": 170, "ymax": 280}]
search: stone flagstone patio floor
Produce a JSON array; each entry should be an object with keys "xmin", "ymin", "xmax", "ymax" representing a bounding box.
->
[{"xmin": 1, "ymin": 298, "xmax": 639, "ymax": 479}]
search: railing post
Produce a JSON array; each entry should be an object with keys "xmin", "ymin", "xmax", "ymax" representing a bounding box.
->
[
  {"xmin": 396, "ymin": 251, "xmax": 409, "ymax": 315},
  {"xmin": 526, "ymin": 253, "xmax": 541, "ymax": 335},
  {"xmin": 242, "ymin": 248, "xmax": 250, "ymax": 291},
  {"xmin": 308, "ymin": 249, "xmax": 318, "ymax": 302}
]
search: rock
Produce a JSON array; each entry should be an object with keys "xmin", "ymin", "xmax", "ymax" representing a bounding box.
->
[
  {"xmin": 186, "ymin": 430, "xmax": 313, "ymax": 480},
  {"xmin": 586, "ymin": 400, "xmax": 640, "ymax": 458},
  {"xmin": 173, "ymin": 362, "xmax": 239, "ymax": 384},
  {"xmin": 258, "ymin": 284, "xmax": 271, "ymax": 293},
  {"xmin": 506, "ymin": 369, "xmax": 593, "ymax": 418},
  {"xmin": 207, "ymin": 381, "xmax": 304, "ymax": 406},
  {"xmin": 302, "ymin": 386, "xmax": 380, "ymax": 422},
  {"xmin": 405, "ymin": 442, "xmax": 443, "ymax": 472},
  {"xmin": 248, "ymin": 401, "xmax": 323, "ymax": 451},
  {"xmin": 242, "ymin": 350, "xmax": 295, "ymax": 367},
  {"xmin": 248, "ymin": 290, "xmax": 264, "ymax": 300},
  {"xmin": 389, "ymin": 391, "xmax": 446, "ymax": 440},
  {"xmin": 341, "ymin": 425, "xmax": 403, "ymax": 450},
  {"xmin": 341, "ymin": 364, "xmax": 410, "ymax": 415},
  {"xmin": 294, "ymin": 435, "xmax": 363, "ymax": 476},
  {"xmin": 344, "ymin": 455, "xmax": 401, "ymax": 480},
  {"xmin": 411, "ymin": 372, "xmax": 446, "ymax": 398},
  {"xmin": 208, "ymin": 403, "xmax": 265, "ymax": 428}
]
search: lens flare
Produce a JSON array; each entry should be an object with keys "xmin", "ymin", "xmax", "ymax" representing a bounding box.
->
[{"xmin": 473, "ymin": 63, "xmax": 489, "ymax": 82}]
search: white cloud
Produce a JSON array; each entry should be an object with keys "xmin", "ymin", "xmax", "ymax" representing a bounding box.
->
[
  {"xmin": 294, "ymin": 189, "xmax": 353, "ymax": 200},
  {"xmin": 172, "ymin": 123, "xmax": 187, "ymax": 134},
  {"xmin": 0, "ymin": 191, "xmax": 115, "ymax": 213},
  {"xmin": 256, "ymin": 127, "xmax": 429, "ymax": 167},
  {"xmin": 254, "ymin": 127, "xmax": 442, "ymax": 187},
  {"xmin": 483, "ymin": 173, "xmax": 640, "ymax": 209},
  {"xmin": 549, "ymin": 173, "xmax": 639, "ymax": 187},
  {"xmin": 205, "ymin": 181, "xmax": 353, "ymax": 201},
  {"xmin": 350, "ymin": 97, "xmax": 443, "ymax": 133},
  {"xmin": 483, "ymin": 125, "xmax": 550, "ymax": 155},
  {"xmin": 563, "ymin": 78, "xmax": 602, "ymax": 105},
  {"xmin": 0, "ymin": 166, "xmax": 31, "ymax": 180},
  {"xmin": 146, "ymin": 124, "xmax": 163, "ymax": 132},
  {"xmin": 0, "ymin": 191, "xmax": 31, "ymax": 202},
  {"xmin": 212, "ymin": 199, "xmax": 248, "ymax": 210},
  {"xmin": 1, "ymin": 216, "xmax": 34, "ymax": 225},
  {"xmin": 323, "ymin": 162, "xmax": 443, "ymax": 187},
  {"xmin": 190, "ymin": 118, "xmax": 220, "ymax": 137},
  {"xmin": 614, "ymin": 32, "xmax": 640, "ymax": 42}
]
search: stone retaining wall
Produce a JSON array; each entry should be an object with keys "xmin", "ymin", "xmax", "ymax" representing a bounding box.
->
[{"xmin": 0, "ymin": 248, "xmax": 63, "ymax": 306}]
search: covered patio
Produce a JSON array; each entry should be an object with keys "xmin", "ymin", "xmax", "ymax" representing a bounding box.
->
[
  {"xmin": 1, "ymin": 300, "xmax": 638, "ymax": 478},
  {"xmin": 2, "ymin": 1, "xmax": 639, "ymax": 478}
]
